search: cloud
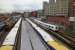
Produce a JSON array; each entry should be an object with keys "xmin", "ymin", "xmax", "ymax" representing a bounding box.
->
[{"xmin": 0, "ymin": 0, "xmax": 49, "ymax": 13}]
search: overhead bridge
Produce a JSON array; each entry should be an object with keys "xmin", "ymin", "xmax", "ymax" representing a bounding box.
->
[{"xmin": 0, "ymin": 17, "xmax": 71, "ymax": 50}]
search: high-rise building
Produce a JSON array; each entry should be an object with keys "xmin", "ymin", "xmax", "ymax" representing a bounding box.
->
[
  {"xmin": 43, "ymin": 0, "xmax": 75, "ymax": 32},
  {"xmin": 43, "ymin": 0, "xmax": 69, "ymax": 17},
  {"xmin": 69, "ymin": 0, "xmax": 75, "ymax": 17},
  {"xmin": 43, "ymin": 2, "xmax": 49, "ymax": 16},
  {"xmin": 55, "ymin": 0, "xmax": 69, "ymax": 16},
  {"xmin": 49, "ymin": 0, "xmax": 55, "ymax": 4},
  {"xmin": 37, "ymin": 10, "xmax": 43, "ymax": 17}
]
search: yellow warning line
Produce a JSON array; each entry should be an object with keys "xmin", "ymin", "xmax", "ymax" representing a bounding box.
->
[
  {"xmin": 47, "ymin": 40, "xmax": 70, "ymax": 50},
  {"xmin": 0, "ymin": 18, "xmax": 22, "ymax": 50},
  {"xmin": 0, "ymin": 45, "xmax": 14, "ymax": 50}
]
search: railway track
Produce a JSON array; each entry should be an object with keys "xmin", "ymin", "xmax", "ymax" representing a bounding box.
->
[
  {"xmin": 29, "ymin": 18, "xmax": 75, "ymax": 49},
  {"xmin": 0, "ymin": 30, "xmax": 8, "ymax": 47},
  {"xmin": 48, "ymin": 30, "xmax": 75, "ymax": 49},
  {"xmin": 0, "ymin": 18, "xmax": 22, "ymax": 50},
  {"xmin": 0, "ymin": 15, "xmax": 20, "ymax": 47},
  {"xmin": 56, "ymin": 31, "xmax": 75, "ymax": 48}
]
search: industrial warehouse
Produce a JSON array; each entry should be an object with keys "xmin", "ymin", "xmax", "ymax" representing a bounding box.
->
[{"xmin": 0, "ymin": 0, "xmax": 75, "ymax": 50}]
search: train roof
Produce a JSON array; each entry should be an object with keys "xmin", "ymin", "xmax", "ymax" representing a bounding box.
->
[{"xmin": 34, "ymin": 19, "xmax": 60, "ymax": 27}]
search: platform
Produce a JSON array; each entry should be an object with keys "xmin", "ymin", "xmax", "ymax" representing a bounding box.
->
[
  {"xmin": 20, "ymin": 20, "xmax": 50, "ymax": 50},
  {"xmin": 0, "ymin": 18, "xmax": 71, "ymax": 50}
]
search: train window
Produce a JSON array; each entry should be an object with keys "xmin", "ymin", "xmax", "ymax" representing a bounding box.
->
[
  {"xmin": 51, "ymin": 26, "xmax": 53, "ymax": 28},
  {"xmin": 52, "ymin": 27, "xmax": 53, "ymax": 28},
  {"xmin": 56, "ymin": 27, "xmax": 58, "ymax": 29},
  {"xmin": 49, "ymin": 26, "xmax": 51, "ymax": 28}
]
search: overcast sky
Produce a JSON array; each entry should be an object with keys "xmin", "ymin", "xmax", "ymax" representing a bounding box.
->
[{"xmin": 0, "ymin": 0, "xmax": 49, "ymax": 13}]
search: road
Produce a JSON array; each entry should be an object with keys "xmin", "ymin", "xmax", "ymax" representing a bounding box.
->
[{"xmin": 20, "ymin": 20, "xmax": 50, "ymax": 50}]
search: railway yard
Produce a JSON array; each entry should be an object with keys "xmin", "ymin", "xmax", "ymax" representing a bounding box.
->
[
  {"xmin": 0, "ymin": 14, "xmax": 21, "ymax": 47},
  {"xmin": 0, "ymin": 14, "xmax": 75, "ymax": 50},
  {"xmin": 0, "ymin": 0, "xmax": 75, "ymax": 50}
]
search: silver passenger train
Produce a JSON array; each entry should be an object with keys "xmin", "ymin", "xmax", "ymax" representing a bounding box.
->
[{"xmin": 32, "ymin": 18, "xmax": 59, "ymax": 31}]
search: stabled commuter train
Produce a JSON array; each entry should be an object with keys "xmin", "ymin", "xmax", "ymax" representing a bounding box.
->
[{"xmin": 32, "ymin": 18, "xmax": 59, "ymax": 31}]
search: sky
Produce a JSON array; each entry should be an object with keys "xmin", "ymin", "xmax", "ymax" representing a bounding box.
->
[{"xmin": 0, "ymin": 0, "xmax": 49, "ymax": 13}]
